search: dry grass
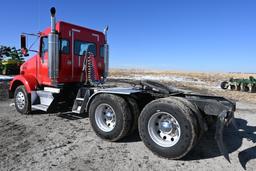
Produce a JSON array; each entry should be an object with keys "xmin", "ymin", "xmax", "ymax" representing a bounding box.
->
[
  {"xmin": 110, "ymin": 68, "xmax": 256, "ymax": 103},
  {"xmin": 110, "ymin": 68, "xmax": 256, "ymax": 83}
]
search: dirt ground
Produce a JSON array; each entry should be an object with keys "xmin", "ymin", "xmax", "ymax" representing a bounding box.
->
[{"xmin": 0, "ymin": 71, "xmax": 256, "ymax": 171}]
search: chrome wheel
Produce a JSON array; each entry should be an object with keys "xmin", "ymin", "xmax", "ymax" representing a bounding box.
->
[
  {"xmin": 148, "ymin": 111, "xmax": 181, "ymax": 147},
  {"xmin": 16, "ymin": 91, "xmax": 25, "ymax": 110},
  {"xmin": 95, "ymin": 103, "xmax": 116, "ymax": 132}
]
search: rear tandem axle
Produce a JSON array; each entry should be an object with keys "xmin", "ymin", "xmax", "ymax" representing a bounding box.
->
[{"xmin": 13, "ymin": 79, "xmax": 236, "ymax": 161}]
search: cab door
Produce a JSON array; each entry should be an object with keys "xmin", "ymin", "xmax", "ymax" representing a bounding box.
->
[
  {"xmin": 58, "ymin": 39, "xmax": 72, "ymax": 82},
  {"xmin": 38, "ymin": 36, "xmax": 51, "ymax": 85},
  {"xmin": 71, "ymin": 29, "xmax": 81, "ymax": 81}
]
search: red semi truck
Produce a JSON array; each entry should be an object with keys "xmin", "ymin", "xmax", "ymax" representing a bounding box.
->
[{"xmin": 9, "ymin": 7, "xmax": 236, "ymax": 160}]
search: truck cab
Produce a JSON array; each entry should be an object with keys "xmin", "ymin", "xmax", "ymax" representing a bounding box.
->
[{"xmin": 9, "ymin": 8, "xmax": 109, "ymax": 100}]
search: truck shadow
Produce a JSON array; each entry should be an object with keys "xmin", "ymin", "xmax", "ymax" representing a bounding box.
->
[
  {"xmin": 57, "ymin": 112, "xmax": 88, "ymax": 120},
  {"xmin": 118, "ymin": 130, "xmax": 141, "ymax": 143},
  {"xmin": 56, "ymin": 110, "xmax": 142, "ymax": 142},
  {"xmin": 116, "ymin": 116, "xmax": 256, "ymax": 169},
  {"xmin": 183, "ymin": 118, "xmax": 256, "ymax": 169},
  {"xmin": 238, "ymin": 146, "xmax": 256, "ymax": 170},
  {"xmin": 38, "ymin": 107, "xmax": 256, "ymax": 168},
  {"xmin": 32, "ymin": 103, "xmax": 89, "ymax": 120}
]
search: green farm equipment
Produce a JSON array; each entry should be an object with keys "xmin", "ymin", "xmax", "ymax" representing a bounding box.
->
[
  {"xmin": 0, "ymin": 60, "xmax": 23, "ymax": 75},
  {"xmin": 221, "ymin": 76, "xmax": 256, "ymax": 93}
]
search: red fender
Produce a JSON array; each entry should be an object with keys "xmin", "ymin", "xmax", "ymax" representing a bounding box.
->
[{"xmin": 9, "ymin": 75, "xmax": 38, "ymax": 93}]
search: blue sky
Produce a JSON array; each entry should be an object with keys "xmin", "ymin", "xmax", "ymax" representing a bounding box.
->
[{"xmin": 0, "ymin": 0, "xmax": 256, "ymax": 72}]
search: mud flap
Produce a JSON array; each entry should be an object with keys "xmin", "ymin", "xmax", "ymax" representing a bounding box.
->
[
  {"xmin": 215, "ymin": 111, "xmax": 230, "ymax": 162},
  {"xmin": 231, "ymin": 118, "xmax": 238, "ymax": 129}
]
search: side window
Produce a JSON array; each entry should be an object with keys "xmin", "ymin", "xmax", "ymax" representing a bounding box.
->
[
  {"xmin": 60, "ymin": 39, "xmax": 70, "ymax": 54},
  {"xmin": 40, "ymin": 37, "xmax": 48, "ymax": 58},
  {"xmin": 100, "ymin": 45, "xmax": 104, "ymax": 58},
  {"xmin": 74, "ymin": 41, "xmax": 96, "ymax": 56}
]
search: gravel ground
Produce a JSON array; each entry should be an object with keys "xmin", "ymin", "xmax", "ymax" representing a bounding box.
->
[{"xmin": 0, "ymin": 88, "xmax": 256, "ymax": 171}]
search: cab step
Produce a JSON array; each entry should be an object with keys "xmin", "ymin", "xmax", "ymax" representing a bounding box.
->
[
  {"xmin": 72, "ymin": 88, "xmax": 92, "ymax": 114},
  {"xmin": 31, "ymin": 90, "xmax": 56, "ymax": 112},
  {"xmin": 32, "ymin": 104, "xmax": 49, "ymax": 111}
]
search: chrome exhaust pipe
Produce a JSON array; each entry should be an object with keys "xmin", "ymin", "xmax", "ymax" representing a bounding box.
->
[
  {"xmin": 50, "ymin": 7, "xmax": 56, "ymax": 33},
  {"xmin": 103, "ymin": 26, "xmax": 108, "ymax": 43},
  {"xmin": 48, "ymin": 7, "xmax": 59, "ymax": 85},
  {"xmin": 103, "ymin": 26, "xmax": 109, "ymax": 82}
]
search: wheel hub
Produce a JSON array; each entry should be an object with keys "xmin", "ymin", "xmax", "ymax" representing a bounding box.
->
[
  {"xmin": 16, "ymin": 91, "xmax": 25, "ymax": 109},
  {"xmin": 148, "ymin": 112, "xmax": 181, "ymax": 147},
  {"xmin": 95, "ymin": 104, "xmax": 116, "ymax": 132},
  {"xmin": 160, "ymin": 120, "xmax": 173, "ymax": 133},
  {"xmin": 105, "ymin": 111, "xmax": 114, "ymax": 120}
]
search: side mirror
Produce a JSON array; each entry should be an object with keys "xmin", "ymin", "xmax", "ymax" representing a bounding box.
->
[{"xmin": 21, "ymin": 35, "xmax": 28, "ymax": 56}]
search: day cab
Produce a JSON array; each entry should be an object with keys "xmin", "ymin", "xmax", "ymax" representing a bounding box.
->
[{"xmin": 9, "ymin": 8, "xmax": 109, "ymax": 113}]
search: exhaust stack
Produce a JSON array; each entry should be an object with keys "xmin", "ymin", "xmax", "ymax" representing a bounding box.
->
[
  {"xmin": 48, "ymin": 7, "xmax": 59, "ymax": 85},
  {"xmin": 50, "ymin": 7, "xmax": 56, "ymax": 33},
  {"xmin": 103, "ymin": 26, "xmax": 109, "ymax": 81}
]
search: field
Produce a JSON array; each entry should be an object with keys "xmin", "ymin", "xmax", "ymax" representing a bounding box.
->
[
  {"xmin": 110, "ymin": 69, "xmax": 256, "ymax": 103},
  {"xmin": 0, "ymin": 69, "xmax": 255, "ymax": 171}
]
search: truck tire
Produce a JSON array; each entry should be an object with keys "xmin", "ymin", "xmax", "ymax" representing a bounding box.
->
[
  {"xmin": 230, "ymin": 84, "xmax": 235, "ymax": 91},
  {"xmin": 14, "ymin": 85, "xmax": 31, "ymax": 114},
  {"xmin": 235, "ymin": 83, "xmax": 241, "ymax": 91},
  {"xmin": 220, "ymin": 81, "xmax": 228, "ymax": 89},
  {"xmin": 248, "ymin": 83, "xmax": 255, "ymax": 93},
  {"xmin": 89, "ymin": 94, "xmax": 132, "ymax": 141},
  {"xmin": 171, "ymin": 97, "xmax": 205, "ymax": 143},
  {"xmin": 125, "ymin": 97, "xmax": 140, "ymax": 134},
  {"xmin": 138, "ymin": 97, "xmax": 198, "ymax": 159},
  {"xmin": 240, "ymin": 83, "xmax": 249, "ymax": 92}
]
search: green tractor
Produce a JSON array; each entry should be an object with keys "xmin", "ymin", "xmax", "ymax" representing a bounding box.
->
[
  {"xmin": 221, "ymin": 76, "xmax": 256, "ymax": 93},
  {"xmin": 0, "ymin": 59, "xmax": 23, "ymax": 75},
  {"xmin": 0, "ymin": 46, "xmax": 25, "ymax": 76}
]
